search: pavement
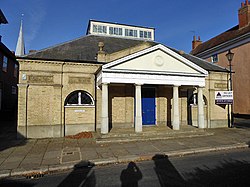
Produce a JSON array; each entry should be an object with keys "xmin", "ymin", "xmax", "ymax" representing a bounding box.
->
[{"xmin": 0, "ymin": 118, "xmax": 249, "ymax": 179}]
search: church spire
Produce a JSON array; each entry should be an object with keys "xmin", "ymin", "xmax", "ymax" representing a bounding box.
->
[{"xmin": 15, "ymin": 14, "xmax": 25, "ymax": 56}]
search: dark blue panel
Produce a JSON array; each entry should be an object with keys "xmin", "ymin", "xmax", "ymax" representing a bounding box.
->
[{"xmin": 142, "ymin": 88, "xmax": 155, "ymax": 125}]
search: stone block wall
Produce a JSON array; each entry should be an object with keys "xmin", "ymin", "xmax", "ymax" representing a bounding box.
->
[{"xmin": 17, "ymin": 59, "xmax": 100, "ymax": 138}]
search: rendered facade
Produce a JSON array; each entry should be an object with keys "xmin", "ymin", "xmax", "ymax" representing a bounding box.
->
[
  {"xmin": 17, "ymin": 20, "xmax": 229, "ymax": 138},
  {"xmin": 191, "ymin": 1, "xmax": 250, "ymax": 116}
]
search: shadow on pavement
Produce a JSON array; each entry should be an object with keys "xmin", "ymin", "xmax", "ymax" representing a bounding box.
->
[
  {"xmin": 152, "ymin": 154, "xmax": 250, "ymax": 186},
  {"xmin": 120, "ymin": 161, "xmax": 142, "ymax": 187},
  {"xmin": 153, "ymin": 154, "xmax": 185, "ymax": 186},
  {"xmin": 0, "ymin": 179, "xmax": 36, "ymax": 187},
  {"xmin": 0, "ymin": 120, "xmax": 27, "ymax": 151},
  {"xmin": 185, "ymin": 160, "xmax": 250, "ymax": 186},
  {"xmin": 58, "ymin": 160, "xmax": 96, "ymax": 187}
]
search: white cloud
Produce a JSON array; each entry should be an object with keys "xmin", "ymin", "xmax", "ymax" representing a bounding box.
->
[{"xmin": 25, "ymin": 0, "xmax": 46, "ymax": 49}]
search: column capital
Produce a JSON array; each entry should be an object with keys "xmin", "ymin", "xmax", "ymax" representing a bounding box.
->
[
  {"xmin": 134, "ymin": 83, "xmax": 143, "ymax": 86},
  {"xmin": 17, "ymin": 83, "xmax": 29, "ymax": 88},
  {"xmin": 102, "ymin": 82, "xmax": 110, "ymax": 85},
  {"xmin": 173, "ymin": 84, "xmax": 181, "ymax": 87},
  {"xmin": 197, "ymin": 86, "xmax": 205, "ymax": 89}
]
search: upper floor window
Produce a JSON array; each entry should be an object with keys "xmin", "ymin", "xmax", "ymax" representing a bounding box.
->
[
  {"xmin": 2, "ymin": 56, "xmax": 8, "ymax": 72},
  {"xmin": 109, "ymin": 27, "xmax": 122, "ymax": 36},
  {"xmin": 93, "ymin": 24, "xmax": 107, "ymax": 34},
  {"xmin": 14, "ymin": 64, "xmax": 18, "ymax": 78},
  {"xmin": 11, "ymin": 86, "xmax": 17, "ymax": 95},
  {"xmin": 65, "ymin": 90, "xmax": 94, "ymax": 106},
  {"xmin": 211, "ymin": 54, "xmax": 218, "ymax": 63},
  {"xmin": 140, "ymin": 31, "xmax": 152, "ymax": 39},
  {"xmin": 125, "ymin": 29, "xmax": 137, "ymax": 37}
]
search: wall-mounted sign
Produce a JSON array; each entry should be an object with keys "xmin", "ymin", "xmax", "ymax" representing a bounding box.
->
[
  {"xmin": 215, "ymin": 91, "xmax": 233, "ymax": 105},
  {"xmin": 74, "ymin": 110, "xmax": 85, "ymax": 113}
]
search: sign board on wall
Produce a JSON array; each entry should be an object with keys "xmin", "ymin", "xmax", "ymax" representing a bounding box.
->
[{"xmin": 215, "ymin": 91, "xmax": 233, "ymax": 104}]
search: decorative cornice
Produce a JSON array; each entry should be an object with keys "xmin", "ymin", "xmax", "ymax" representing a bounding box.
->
[{"xmin": 17, "ymin": 59, "xmax": 101, "ymax": 67}]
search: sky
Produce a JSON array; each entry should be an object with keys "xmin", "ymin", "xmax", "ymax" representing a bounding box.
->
[{"xmin": 0, "ymin": 0, "xmax": 244, "ymax": 53}]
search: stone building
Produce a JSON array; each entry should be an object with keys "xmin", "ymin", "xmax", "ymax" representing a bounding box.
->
[
  {"xmin": 17, "ymin": 20, "xmax": 229, "ymax": 138},
  {"xmin": 191, "ymin": 1, "xmax": 250, "ymax": 116}
]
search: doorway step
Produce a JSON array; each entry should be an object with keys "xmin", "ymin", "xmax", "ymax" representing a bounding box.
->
[{"xmin": 95, "ymin": 125, "xmax": 213, "ymax": 143}]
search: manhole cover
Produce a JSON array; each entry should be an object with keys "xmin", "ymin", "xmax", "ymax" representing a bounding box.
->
[{"xmin": 61, "ymin": 147, "xmax": 82, "ymax": 164}]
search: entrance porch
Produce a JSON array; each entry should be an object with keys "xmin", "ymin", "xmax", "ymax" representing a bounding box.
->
[{"xmin": 96, "ymin": 44, "xmax": 208, "ymax": 134}]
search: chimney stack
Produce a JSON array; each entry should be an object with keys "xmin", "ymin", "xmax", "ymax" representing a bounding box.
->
[
  {"xmin": 238, "ymin": 0, "xmax": 250, "ymax": 28},
  {"xmin": 192, "ymin": 35, "xmax": 202, "ymax": 50}
]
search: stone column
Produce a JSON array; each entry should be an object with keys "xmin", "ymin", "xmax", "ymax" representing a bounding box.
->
[
  {"xmin": 135, "ymin": 84, "xmax": 142, "ymax": 132},
  {"xmin": 172, "ymin": 85, "xmax": 180, "ymax": 130},
  {"xmin": 197, "ymin": 87, "xmax": 205, "ymax": 128},
  {"xmin": 101, "ymin": 83, "xmax": 109, "ymax": 134}
]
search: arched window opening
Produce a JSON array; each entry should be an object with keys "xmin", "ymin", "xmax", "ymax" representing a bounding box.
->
[
  {"xmin": 65, "ymin": 91, "xmax": 94, "ymax": 106},
  {"xmin": 188, "ymin": 93, "xmax": 207, "ymax": 106}
]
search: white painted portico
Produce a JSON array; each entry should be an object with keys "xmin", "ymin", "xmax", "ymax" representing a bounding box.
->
[{"xmin": 97, "ymin": 44, "xmax": 208, "ymax": 134}]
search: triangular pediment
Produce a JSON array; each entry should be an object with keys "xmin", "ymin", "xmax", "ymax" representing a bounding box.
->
[{"xmin": 103, "ymin": 44, "xmax": 208, "ymax": 76}]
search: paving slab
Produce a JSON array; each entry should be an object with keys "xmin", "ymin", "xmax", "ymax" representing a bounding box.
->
[{"xmin": 0, "ymin": 125, "xmax": 249, "ymax": 178}]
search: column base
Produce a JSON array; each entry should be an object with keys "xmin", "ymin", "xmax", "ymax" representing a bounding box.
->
[
  {"xmin": 101, "ymin": 117, "xmax": 109, "ymax": 134},
  {"xmin": 135, "ymin": 116, "xmax": 142, "ymax": 132},
  {"xmin": 172, "ymin": 121, "xmax": 180, "ymax": 130},
  {"xmin": 198, "ymin": 115, "xmax": 205, "ymax": 129}
]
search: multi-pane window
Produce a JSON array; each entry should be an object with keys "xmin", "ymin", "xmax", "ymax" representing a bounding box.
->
[
  {"xmin": 93, "ymin": 24, "xmax": 107, "ymax": 34},
  {"xmin": 109, "ymin": 27, "xmax": 122, "ymax": 36},
  {"xmin": 211, "ymin": 54, "xmax": 218, "ymax": 63},
  {"xmin": 125, "ymin": 29, "xmax": 137, "ymax": 37},
  {"xmin": 11, "ymin": 86, "xmax": 17, "ymax": 95},
  {"xmin": 2, "ymin": 56, "xmax": 8, "ymax": 72},
  {"xmin": 14, "ymin": 64, "xmax": 18, "ymax": 78},
  {"xmin": 65, "ymin": 91, "xmax": 94, "ymax": 106},
  {"xmin": 188, "ymin": 93, "xmax": 207, "ymax": 105},
  {"xmin": 140, "ymin": 31, "xmax": 152, "ymax": 39}
]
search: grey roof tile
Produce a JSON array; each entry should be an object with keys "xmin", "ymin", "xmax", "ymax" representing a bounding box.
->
[
  {"xmin": 170, "ymin": 47, "xmax": 229, "ymax": 72},
  {"xmin": 24, "ymin": 34, "xmax": 228, "ymax": 73},
  {"xmin": 24, "ymin": 35, "xmax": 157, "ymax": 62}
]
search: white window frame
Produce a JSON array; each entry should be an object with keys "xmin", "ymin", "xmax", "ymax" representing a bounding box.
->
[
  {"xmin": 2, "ymin": 56, "xmax": 8, "ymax": 72},
  {"xmin": 65, "ymin": 91, "xmax": 95, "ymax": 107},
  {"xmin": 211, "ymin": 54, "xmax": 219, "ymax": 63}
]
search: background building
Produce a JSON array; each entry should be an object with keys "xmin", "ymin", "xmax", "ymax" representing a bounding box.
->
[
  {"xmin": 191, "ymin": 1, "xmax": 250, "ymax": 117},
  {"xmin": 0, "ymin": 9, "xmax": 19, "ymax": 121}
]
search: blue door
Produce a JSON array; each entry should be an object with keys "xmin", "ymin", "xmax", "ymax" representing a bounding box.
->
[{"xmin": 142, "ymin": 87, "xmax": 156, "ymax": 125}]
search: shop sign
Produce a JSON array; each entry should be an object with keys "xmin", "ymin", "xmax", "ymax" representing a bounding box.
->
[{"xmin": 215, "ymin": 91, "xmax": 233, "ymax": 104}]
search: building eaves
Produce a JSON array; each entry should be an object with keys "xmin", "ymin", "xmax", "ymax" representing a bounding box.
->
[
  {"xmin": 0, "ymin": 9, "xmax": 8, "ymax": 24},
  {"xmin": 170, "ymin": 47, "xmax": 228, "ymax": 73},
  {"xmin": 86, "ymin": 19, "xmax": 155, "ymax": 35},
  {"xmin": 191, "ymin": 24, "xmax": 250, "ymax": 55},
  {"xmin": 0, "ymin": 42, "xmax": 17, "ymax": 61},
  {"xmin": 17, "ymin": 56, "xmax": 105, "ymax": 65},
  {"xmin": 24, "ymin": 35, "xmax": 157, "ymax": 62}
]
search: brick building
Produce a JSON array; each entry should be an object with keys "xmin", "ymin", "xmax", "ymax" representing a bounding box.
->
[
  {"xmin": 0, "ymin": 10, "xmax": 19, "ymax": 120},
  {"xmin": 191, "ymin": 1, "xmax": 250, "ymax": 116},
  {"xmin": 17, "ymin": 20, "xmax": 229, "ymax": 138}
]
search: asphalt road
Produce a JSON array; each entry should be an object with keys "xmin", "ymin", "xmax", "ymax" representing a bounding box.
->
[{"xmin": 1, "ymin": 148, "xmax": 250, "ymax": 187}]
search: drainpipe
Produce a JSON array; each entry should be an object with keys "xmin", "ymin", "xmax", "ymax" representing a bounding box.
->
[
  {"xmin": 25, "ymin": 84, "xmax": 29, "ymax": 138},
  {"xmin": 61, "ymin": 62, "xmax": 65, "ymax": 137}
]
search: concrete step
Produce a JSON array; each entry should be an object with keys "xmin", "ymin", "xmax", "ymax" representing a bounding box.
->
[{"xmin": 96, "ymin": 129, "xmax": 214, "ymax": 143}]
